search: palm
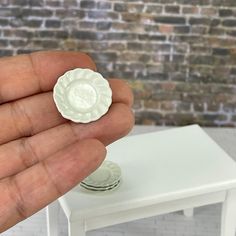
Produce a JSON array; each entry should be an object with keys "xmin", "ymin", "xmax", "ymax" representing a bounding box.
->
[{"xmin": 0, "ymin": 51, "xmax": 134, "ymax": 232}]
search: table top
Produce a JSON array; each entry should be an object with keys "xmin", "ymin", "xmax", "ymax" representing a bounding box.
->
[{"xmin": 59, "ymin": 124, "xmax": 236, "ymax": 220}]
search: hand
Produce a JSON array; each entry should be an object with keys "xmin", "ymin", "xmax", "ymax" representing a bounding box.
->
[{"xmin": 0, "ymin": 51, "xmax": 134, "ymax": 232}]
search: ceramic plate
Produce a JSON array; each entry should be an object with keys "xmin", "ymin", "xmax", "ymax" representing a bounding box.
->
[
  {"xmin": 81, "ymin": 160, "xmax": 121, "ymax": 188},
  {"xmin": 53, "ymin": 68, "xmax": 112, "ymax": 123},
  {"xmin": 80, "ymin": 180, "xmax": 120, "ymax": 192}
]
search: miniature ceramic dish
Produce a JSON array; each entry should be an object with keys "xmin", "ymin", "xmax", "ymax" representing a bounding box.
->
[
  {"xmin": 80, "ymin": 160, "xmax": 121, "ymax": 191},
  {"xmin": 80, "ymin": 180, "xmax": 120, "ymax": 192},
  {"xmin": 53, "ymin": 68, "xmax": 112, "ymax": 123}
]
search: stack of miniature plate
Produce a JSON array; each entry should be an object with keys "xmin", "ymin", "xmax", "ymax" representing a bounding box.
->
[{"xmin": 80, "ymin": 161, "xmax": 121, "ymax": 192}]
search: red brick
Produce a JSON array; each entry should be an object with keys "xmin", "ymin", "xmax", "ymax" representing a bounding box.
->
[
  {"xmin": 159, "ymin": 24, "xmax": 173, "ymax": 34},
  {"xmin": 182, "ymin": 6, "xmax": 199, "ymax": 14},
  {"xmin": 161, "ymin": 82, "xmax": 176, "ymax": 91}
]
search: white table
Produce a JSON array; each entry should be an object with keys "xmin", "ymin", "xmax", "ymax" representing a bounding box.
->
[{"xmin": 47, "ymin": 124, "xmax": 236, "ymax": 236}]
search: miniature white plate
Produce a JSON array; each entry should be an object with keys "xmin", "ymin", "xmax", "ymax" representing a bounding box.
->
[
  {"xmin": 53, "ymin": 68, "xmax": 112, "ymax": 123},
  {"xmin": 80, "ymin": 180, "xmax": 120, "ymax": 192},
  {"xmin": 81, "ymin": 160, "xmax": 121, "ymax": 188},
  {"xmin": 81, "ymin": 179, "xmax": 119, "ymax": 189}
]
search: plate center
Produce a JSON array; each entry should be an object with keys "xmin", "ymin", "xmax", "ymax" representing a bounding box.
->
[
  {"xmin": 89, "ymin": 167, "xmax": 111, "ymax": 183},
  {"xmin": 67, "ymin": 81, "xmax": 97, "ymax": 111}
]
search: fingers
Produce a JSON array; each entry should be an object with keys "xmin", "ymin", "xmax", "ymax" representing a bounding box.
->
[
  {"xmin": 109, "ymin": 79, "xmax": 134, "ymax": 108},
  {"xmin": 0, "ymin": 103, "xmax": 134, "ymax": 179},
  {"xmin": 0, "ymin": 51, "xmax": 96, "ymax": 104},
  {"xmin": 0, "ymin": 79, "xmax": 133, "ymax": 145},
  {"xmin": 0, "ymin": 92, "xmax": 65, "ymax": 145},
  {"xmin": 0, "ymin": 139, "xmax": 106, "ymax": 232}
]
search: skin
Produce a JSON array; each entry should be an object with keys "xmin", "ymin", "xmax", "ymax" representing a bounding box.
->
[{"xmin": 0, "ymin": 51, "xmax": 134, "ymax": 232}]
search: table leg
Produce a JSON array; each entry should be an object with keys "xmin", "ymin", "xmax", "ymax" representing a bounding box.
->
[
  {"xmin": 183, "ymin": 208, "xmax": 194, "ymax": 217},
  {"xmin": 46, "ymin": 200, "xmax": 60, "ymax": 236},
  {"xmin": 221, "ymin": 189, "xmax": 236, "ymax": 236},
  {"xmin": 68, "ymin": 220, "xmax": 86, "ymax": 236}
]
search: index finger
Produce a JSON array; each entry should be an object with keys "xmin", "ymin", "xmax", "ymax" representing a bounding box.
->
[{"xmin": 0, "ymin": 51, "xmax": 97, "ymax": 104}]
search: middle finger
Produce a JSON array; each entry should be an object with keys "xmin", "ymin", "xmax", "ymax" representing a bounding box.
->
[{"xmin": 0, "ymin": 79, "xmax": 133, "ymax": 145}]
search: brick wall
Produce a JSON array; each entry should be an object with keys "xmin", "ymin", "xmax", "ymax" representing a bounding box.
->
[{"xmin": 0, "ymin": 0, "xmax": 236, "ymax": 127}]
